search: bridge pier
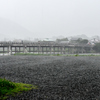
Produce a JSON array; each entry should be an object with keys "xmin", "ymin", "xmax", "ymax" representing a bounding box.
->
[
  {"xmin": 24, "ymin": 46, "xmax": 27, "ymax": 53},
  {"xmin": 8, "ymin": 46, "xmax": 12, "ymax": 55}
]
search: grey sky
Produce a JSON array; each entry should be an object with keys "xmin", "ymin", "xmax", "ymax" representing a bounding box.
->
[{"xmin": 0, "ymin": 0, "xmax": 100, "ymax": 39}]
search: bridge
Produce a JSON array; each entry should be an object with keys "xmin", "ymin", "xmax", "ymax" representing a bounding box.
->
[{"xmin": 0, "ymin": 42, "xmax": 93, "ymax": 55}]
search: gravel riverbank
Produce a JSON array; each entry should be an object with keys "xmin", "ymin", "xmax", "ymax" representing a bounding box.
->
[{"xmin": 0, "ymin": 55, "xmax": 100, "ymax": 100}]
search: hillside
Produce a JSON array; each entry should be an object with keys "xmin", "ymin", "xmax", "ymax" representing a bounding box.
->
[{"xmin": 0, "ymin": 17, "xmax": 34, "ymax": 40}]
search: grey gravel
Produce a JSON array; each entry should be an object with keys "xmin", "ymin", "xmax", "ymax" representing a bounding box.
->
[{"xmin": 0, "ymin": 55, "xmax": 100, "ymax": 100}]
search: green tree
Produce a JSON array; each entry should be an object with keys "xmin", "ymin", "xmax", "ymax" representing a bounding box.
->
[
  {"xmin": 76, "ymin": 38, "xmax": 82, "ymax": 43},
  {"xmin": 93, "ymin": 43, "xmax": 100, "ymax": 53},
  {"xmin": 56, "ymin": 38, "xmax": 68, "ymax": 42},
  {"xmin": 79, "ymin": 39, "xmax": 88, "ymax": 44}
]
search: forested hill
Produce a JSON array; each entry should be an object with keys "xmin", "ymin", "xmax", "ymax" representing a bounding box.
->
[{"xmin": 0, "ymin": 17, "xmax": 33, "ymax": 40}]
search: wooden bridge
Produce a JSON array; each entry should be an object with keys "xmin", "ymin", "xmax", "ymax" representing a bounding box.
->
[{"xmin": 0, "ymin": 42, "xmax": 93, "ymax": 55}]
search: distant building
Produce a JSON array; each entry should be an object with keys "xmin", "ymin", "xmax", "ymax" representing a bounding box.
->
[
  {"xmin": 13, "ymin": 39, "xmax": 22, "ymax": 43},
  {"xmin": 38, "ymin": 38, "xmax": 55, "ymax": 44},
  {"xmin": 42, "ymin": 38, "xmax": 54, "ymax": 41},
  {"xmin": 59, "ymin": 41, "xmax": 69, "ymax": 44}
]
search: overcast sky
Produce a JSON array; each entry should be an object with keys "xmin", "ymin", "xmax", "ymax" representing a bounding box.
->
[{"xmin": 0, "ymin": 0, "xmax": 100, "ymax": 39}]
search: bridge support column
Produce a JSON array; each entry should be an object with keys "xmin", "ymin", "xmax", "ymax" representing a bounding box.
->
[
  {"xmin": 33, "ymin": 47, "xmax": 34, "ymax": 54},
  {"xmin": 81, "ymin": 47, "xmax": 84, "ymax": 53},
  {"xmin": 90, "ymin": 47, "xmax": 93, "ymax": 53},
  {"xmin": 72, "ymin": 47, "xmax": 75, "ymax": 54},
  {"xmin": 46, "ymin": 47, "xmax": 47, "ymax": 54},
  {"xmin": 40, "ymin": 46, "xmax": 42, "ymax": 54},
  {"xmin": 51, "ymin": 47, "xmax": 53, "ymax": 54},
  {"xmin": 38, "ymin": 46, "xmax": 39, "ymax": 54},
  {"xmin": 41, "ymin": 47, "xmax": 43, "ymax": 54},
  {"xmin": 24, "ymin": 46, "xmax": 27, "ymax": 53},
  {"xmin": 59, "ymin": 47, "xmax": 61, "ymax": 54},
  {"xmin": 3, "ymin": 47, "xmax": 4, "ymax": 55},
  {"xmin": 58, "ymin": 47, "xmax": 59, "ymax": 54},
  {"xmin": 19, "ymin": 47, "xmax": 21, "ymax": 53},
  {"xmin": 15, "ymin": 47, "xmax": 16, "ymax": 54},
  {"xmin": 60, "ymin": 47, "xmax": 61, "ymax": 54},
  {"xmin": 54, "ymin": 47, "xmax": 55, "ymax": 54},
  {"xmin": 49, "ymin": 47, "xmax": 51, "ymax": 54},
  {"xmin": 8, "ymin": 46, "xmax": 12, "ymax": 55},
  {"xmin": 63, "ymin": 47, "xmax": 65, "ymax": 54},
  {"xmin": 29, "ymin": 47, "xmax": 31, "ymax": 53}
]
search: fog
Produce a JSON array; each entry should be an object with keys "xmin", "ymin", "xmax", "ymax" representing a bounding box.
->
[{"xmin": 0, "ymin": 0, "xmax": 100, "ymax": 39}]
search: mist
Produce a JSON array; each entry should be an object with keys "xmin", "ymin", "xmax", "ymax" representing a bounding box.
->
[{"xmin": 0, "ymin": 0, "xmax": 100, "ymax": 39}]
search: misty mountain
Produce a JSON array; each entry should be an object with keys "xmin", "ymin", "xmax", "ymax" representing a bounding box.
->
[
  {"xmin": 68, "ymin": 34, "xmax": 89, "ymax": 41},
  {"xmin": 73, "ymin": 34, "xmax": 89, "ymax": 39},
  {"xmin": 91, "ymin": 35, "xmax": 100, "ymax": 40},
  {"xmin": 0, "ymin": 17, "xmax": 34, "ymax": 40}
]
